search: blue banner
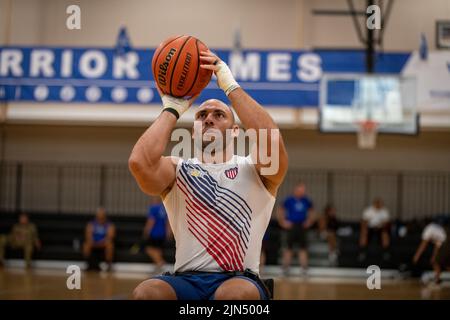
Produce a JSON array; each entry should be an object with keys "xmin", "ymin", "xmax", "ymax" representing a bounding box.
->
[{"xmin": 0, "ymin": 46, "xmax": 410, "ymax": 107}]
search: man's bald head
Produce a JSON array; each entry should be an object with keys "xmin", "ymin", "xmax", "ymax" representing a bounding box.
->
[
  {"xmin": 193, "ymin": 99, "xmax": 239, "ymax": 151},
  {"xmin": 196, "ymin": 99, "xmax": 235, "ymax": 124}
]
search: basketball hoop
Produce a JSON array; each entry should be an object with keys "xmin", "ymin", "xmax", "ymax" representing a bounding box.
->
[{"xmin": 356, "ymin": 120, "xmax": 378, "ymax": 149}]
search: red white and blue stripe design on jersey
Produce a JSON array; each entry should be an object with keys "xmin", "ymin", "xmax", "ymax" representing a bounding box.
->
[{"xmin": 176, "ymin": 161, "xmax": 252, "ymax": 271}]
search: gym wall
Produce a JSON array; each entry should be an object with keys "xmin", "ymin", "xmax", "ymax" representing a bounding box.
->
[{"xmin": 1, "ymin": 0, "xmax": 449, "ymax": 219}]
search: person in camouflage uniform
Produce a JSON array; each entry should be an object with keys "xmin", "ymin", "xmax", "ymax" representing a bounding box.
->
[{"xmin": 0, "ymin": 212, "xmax": 41, "ymax": 268}]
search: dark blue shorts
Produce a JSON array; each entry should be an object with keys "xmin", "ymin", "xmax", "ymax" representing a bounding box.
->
[{"xmin": 152, "ymin": 272, "xmax": 268, "ymax": 300}]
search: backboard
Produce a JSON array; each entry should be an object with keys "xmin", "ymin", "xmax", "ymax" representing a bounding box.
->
[{"xmin": 319, "ymin": 73, "xmax": 419, "ymax": 135}]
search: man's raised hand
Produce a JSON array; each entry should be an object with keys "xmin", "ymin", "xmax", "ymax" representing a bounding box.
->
[{"xmin": 200, "ymin": 50, "xmax": 240, "ymax": 96}]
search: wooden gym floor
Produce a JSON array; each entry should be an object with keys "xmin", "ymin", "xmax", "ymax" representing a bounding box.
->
[{"xmin": 1, "ymin": 267, "xmax": 449, "ymax": 300}]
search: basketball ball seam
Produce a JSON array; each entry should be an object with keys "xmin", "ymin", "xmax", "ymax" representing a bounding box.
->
[
  {"xmin": 152, "ymin": 35, "xmax": 185, "ymax": 88},
  {"xmin": 181, "ymin": 38, "xmax": 201, "ymax": 98},
  {"xmin": 169, "ymin": 36, "xmax": 191, "ymax": 97}
]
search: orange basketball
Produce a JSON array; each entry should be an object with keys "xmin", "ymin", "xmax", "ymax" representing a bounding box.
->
[{"xmin": 152, "ymin": 35, "xmax": 213, "ymax": 98}]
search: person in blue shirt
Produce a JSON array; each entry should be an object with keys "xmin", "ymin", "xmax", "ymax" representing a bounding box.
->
[
  {"xmin": 143, "ymin": 199, "xmax": 172, "ymax": 272},
  {"xmin": 277, "ymin": 182, "xmax": 315, "ymax": 276},
  {"xmin": 83, "ymin": 207, "xmax": 116, "ymax": 271}
]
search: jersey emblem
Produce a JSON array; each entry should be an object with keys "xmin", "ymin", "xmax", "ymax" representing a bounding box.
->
[
  {"xmin": 224, "ymin": 167, "xmax": 239, "ymax": 179},
  {"xmin": 189, "ymin": 168, "xmax": 203, "ymax": 177}
]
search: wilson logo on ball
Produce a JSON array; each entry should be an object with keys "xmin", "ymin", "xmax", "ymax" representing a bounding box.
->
[
  {"xmin": 158, "ymin": 48, "xmax": 177, "ymax": 86},
  {"xmin": 152, "ymin": 35, "xmax": 212, "ymax": 98}
]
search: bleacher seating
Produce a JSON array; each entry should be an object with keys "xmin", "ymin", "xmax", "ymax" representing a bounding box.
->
[
  {"xmin": 335, "ymin": 221, "xmax": 434, "ymax": 271},
  {"xmin": 0, "ymin": 212, "xmax": 175, "ymax": 263},
  {"xmin": 0, "ymin": 211, "xmax": 435, "ymax": 272}
]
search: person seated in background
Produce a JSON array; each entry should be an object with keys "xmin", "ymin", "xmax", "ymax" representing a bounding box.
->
[
  {"xmin": 358, "ymin": 197, "xmax": 391, "ymax": 262},
  {"xmin": 83, "ymin": 207, "xmax": 115, "ymax": 271},
  {"xmin": 0, "ymin": 212, "xmax": 41, "ymax": 268},
  {"xmin": 413, "ymin": 218, "xmax": 448, "ymax": 284},
  {"xmin": 143, "ymin": 198, "xmax": 172, "ymax": 273},
  {"xmin": 318, "ymin": 204, "xmax": 339, "ymax": 265}
]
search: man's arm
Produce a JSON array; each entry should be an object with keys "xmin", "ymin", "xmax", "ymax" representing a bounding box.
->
[
  {"xmin": 228, "ymin": 88, "xmax": 289, "ymax": 193},
  {"xmin": 107, "ymin": 224, "xmax": 116, "ymax": 242},
  {"xmin": 359, "ymin": 217, "xmax": 369, "ymax": 247},
  {"xmin": 166, "ymin": 221, "xmax": 173, "ymax": 240},
  {"xmin": 303, "ymin": 208, "xmax": 316, "ymax": 229},
  {"xmin": 360, "ymin": 209, "xmax": 370, "ymax": 231},
  {"xmin": 128, "ymin": 95, "xmax": 198, "ymax": 196},
  {"xmin": 200, "ymin": 51, "xmax": 288, "ymax": 195},
  {"xmin": 128, "ymin": 112, "xmax": 179, "ymax": 196},
  {"xmin": 85, "ymin": 223, "xmax": 93, "ymax": 242},
  {"xmin": 318, "ymin": 214, "xmax": 327, "ymax": 233},
  {"xmin": 360, "ymin": 220, "xmax": 368, "ymax": 232},
  {"xmin": 143, "ymin": 218, "xmax": 155, "ymax": 239},
  {"xmin": 276, "ymin": 207, "xmax": 285, "ymax": 227},
  {"xmin": 31, "ymin": 224, "xmax": 41, "ymax": 249},
  {"xmin": 277, "ymin": 206, "xmax": 292, "ymax": 229},
  {"xmin": 382, "ymin": 210, "xmax": 391, "ymax": 228},
  {"xmin": 10, "ymin": 225, "xmax": 19, "ymax": 240}
]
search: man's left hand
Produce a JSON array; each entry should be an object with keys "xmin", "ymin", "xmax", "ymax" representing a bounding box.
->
[{"xmin": 200, "ymin": 50, "xmax": 240, "ymax": 96}]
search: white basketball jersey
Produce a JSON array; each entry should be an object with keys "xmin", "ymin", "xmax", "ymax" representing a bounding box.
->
[{"xmin": 163, "ymin": 155, "xmax": 275, "ymax": 274}]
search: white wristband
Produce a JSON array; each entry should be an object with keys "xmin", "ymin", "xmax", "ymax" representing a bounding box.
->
[
  {"xmin": 215, "ymin": 61, "xmax": 240, "ymax": 96},
  {"xmin": 161, "ymin": 95, "xmax": 190, "ymax": 119}
]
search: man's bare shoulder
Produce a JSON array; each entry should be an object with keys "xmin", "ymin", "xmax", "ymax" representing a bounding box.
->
[{"xmin": 166, "ymin": 156, "xmax": 181, "ymax": 166}]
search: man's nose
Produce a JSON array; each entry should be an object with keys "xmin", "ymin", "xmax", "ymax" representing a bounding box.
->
[{"xmin": 204, "ymin": 113, "xmax": 215, "ymax": 125}]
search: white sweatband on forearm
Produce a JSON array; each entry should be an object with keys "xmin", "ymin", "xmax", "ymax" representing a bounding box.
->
[
  {"xmin": 215, "ymin": 61, "xmax": 240, "ymax": 96},
  {"xmin": 161, "ymin": 95, "xmax": 190, "ymax": 119}
]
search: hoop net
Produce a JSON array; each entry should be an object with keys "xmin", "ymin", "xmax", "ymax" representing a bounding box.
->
[{"xmin": 357, "ymin": 120, "xmax": 378, "ymax": 149}]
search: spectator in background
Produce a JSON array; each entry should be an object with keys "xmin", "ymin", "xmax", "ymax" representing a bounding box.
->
[
  {"xmin": 0, "ymin": 212, "xmax": 41, "ymax": 268},
  {"xmin": 413, "ymin": 220, "xmax": 446, "ymax": 265},
  {"xmin": 143, "ymin": 198, "xmax": 171, "ymax": 273},
  {"xmin": 434, "ymin": 228, "xmax": 450, "ymax": 285},
  {"xmin": 259, "ymin": 228, "xmax": 270, "ymax": 275},
  {"xmin": 318, "ymin": 204, "xmax": 339, "ymax": 265},
  {"xmin": 413, "ymin": 218, "xmax": 448, "ymax": 284},
  {"xmin": 83, "ymin": 207, "xmax": 115, "ymax": 271},
  {"xmin": 278, "ymin": 182, "xmax": 315, "ymax": 276},
  {"xmin": 358, "ymin": 198, "xmax": 391, "ymax": 262}
]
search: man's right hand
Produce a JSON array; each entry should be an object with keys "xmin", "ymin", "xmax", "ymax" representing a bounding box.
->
[{"xmin": 160, "ymin": 93, "xmax": 199, "ymax": 120}]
